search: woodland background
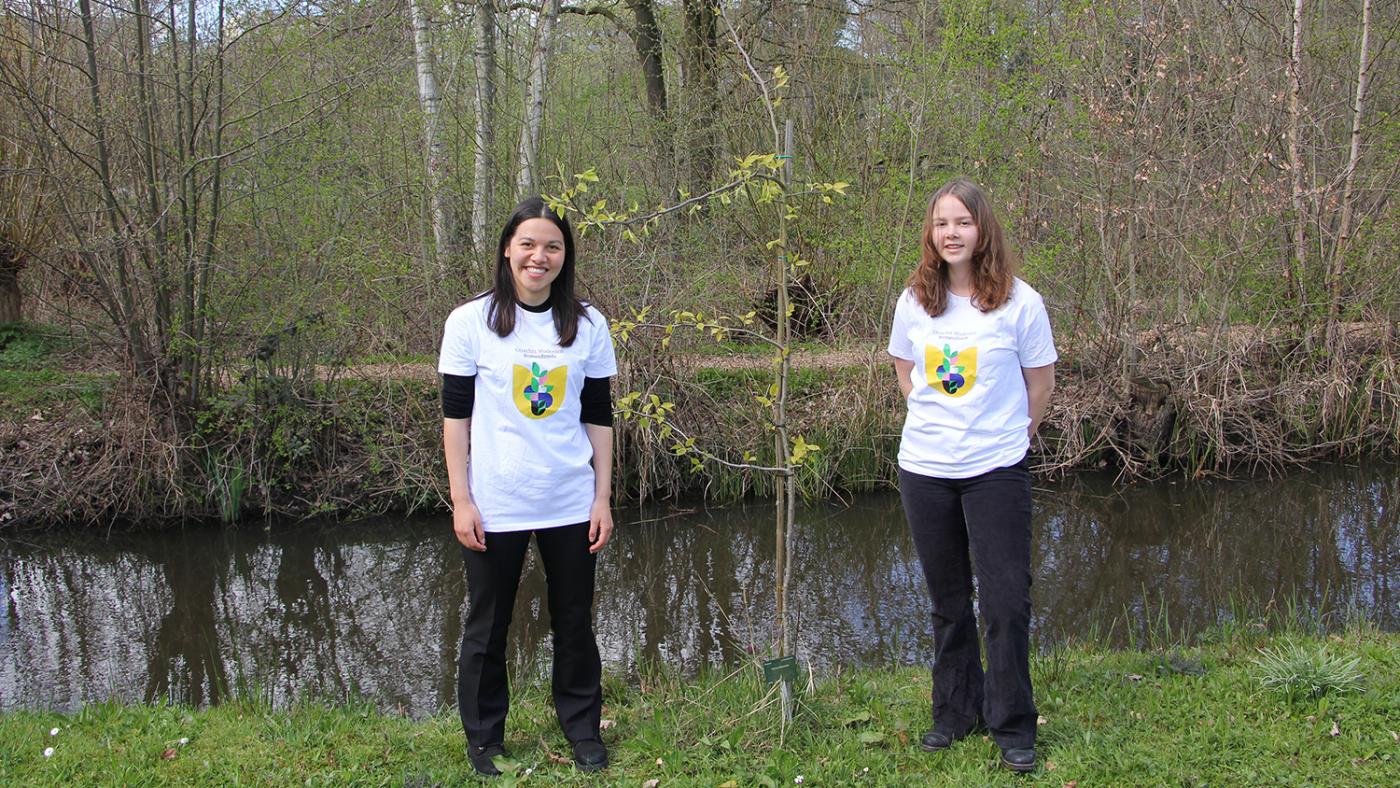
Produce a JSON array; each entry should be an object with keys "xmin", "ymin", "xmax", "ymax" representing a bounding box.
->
[{"xmin": 1, "ymin": 0, "xmax": 1397, "ymax": 525}]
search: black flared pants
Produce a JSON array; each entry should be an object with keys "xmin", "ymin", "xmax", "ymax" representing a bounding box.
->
[
  {"xmin": 899, "ymin": 461, "xmax": 1038, "ymax": 750},
  {"xmin": 457, "ymin": 522, "xmax": 602, "ymax": 747}
]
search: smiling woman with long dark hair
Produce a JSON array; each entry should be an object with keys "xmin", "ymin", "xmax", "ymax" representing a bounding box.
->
[{"xmin": 438, "ymin": 196, "xmax": 617, "ymax": 775}]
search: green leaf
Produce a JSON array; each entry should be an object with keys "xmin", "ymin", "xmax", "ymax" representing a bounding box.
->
[{"xmin": 842, "ymin": 711, "xmax": 873, "ymax": 726}]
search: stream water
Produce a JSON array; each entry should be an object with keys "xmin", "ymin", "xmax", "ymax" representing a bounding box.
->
[{"xmin": 2, "ymin": 462, "xmax": 1395, "ymax": 714}]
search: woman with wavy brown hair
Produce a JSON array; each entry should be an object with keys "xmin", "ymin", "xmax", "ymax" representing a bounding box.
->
[{"xmin": 886, "ymin": 178, "xmax": 1057, "ymax": 773}]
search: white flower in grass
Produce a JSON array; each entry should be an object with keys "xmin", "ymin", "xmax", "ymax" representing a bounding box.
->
[
  {"xmin": 794, "ymin": 777, "xmax": 804, "ymax": 784},
  {"xmin": 178, "ymin": 737, "xmax": 189, "ymax": 746},
  {"xmin": 49, "ymin": 728, "xmax": 59, "ymax": 736},
  {"xmin": 43, "ymin": 747, "xmax": 54, "ymax": 758}
]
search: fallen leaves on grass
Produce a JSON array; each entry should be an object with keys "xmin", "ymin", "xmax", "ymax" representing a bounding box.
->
[{"xmin": 161, "ymin": 748, "xmax": 177, "ymax": 761}]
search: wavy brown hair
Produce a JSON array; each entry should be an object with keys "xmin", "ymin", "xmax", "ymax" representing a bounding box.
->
[{"xmin": 907, "ymin": 178, "xmax": 1016, "ymax": 317}]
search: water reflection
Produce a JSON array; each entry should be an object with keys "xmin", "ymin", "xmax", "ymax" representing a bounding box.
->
[{"xmin": 1, "ymin": 463, "xmax": 1395, "ymax": 714}]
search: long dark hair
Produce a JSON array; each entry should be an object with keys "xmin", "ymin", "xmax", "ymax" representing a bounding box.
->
[
  {"xmin": 486, "ymin": 196, "xmax": 590, "ymax": 346},
  {"xmin": 907, "ymin": 178, "xmax": 1016, "ymax": 317}
]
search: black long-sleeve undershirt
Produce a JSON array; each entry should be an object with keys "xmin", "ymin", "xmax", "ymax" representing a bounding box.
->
[{"xmin": 441, "ymin": 373, "xmax": 613, "ymax": 426}]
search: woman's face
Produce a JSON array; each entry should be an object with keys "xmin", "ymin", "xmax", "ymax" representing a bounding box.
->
[
  {"xmin": 506, "ymin": 217, "xmax": 565, "ymax": 306},
  {"xmin": 930, "ymin": 194, "xmax": 979, "ymax": 269}
]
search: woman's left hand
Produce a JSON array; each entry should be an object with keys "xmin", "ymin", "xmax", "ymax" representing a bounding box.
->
[{"xmin": 588, "ymin": 498, "xmax": 613, "ymax": 553}]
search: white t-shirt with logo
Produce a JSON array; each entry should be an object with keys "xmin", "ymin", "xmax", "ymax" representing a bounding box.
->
[
  {"xmin": 439, "ymin": 297, "xmax": 618, "ymax": 532},
  {"xmin": 887, "ymin": 278, "xmax": 1057, "ymax": 479}
]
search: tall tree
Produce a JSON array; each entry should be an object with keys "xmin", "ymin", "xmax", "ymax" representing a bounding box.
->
[
  {"xmin": 0, "ymin": 26, "xmax": 51, "ymax": 325},
  {"xmin": 515, "ymin": 0, "xmax": 563, "ymax": 198},
  {"xmin": 410, "ymin": 0, "xmax": 458, "ymax": 273},
  {"xmin": 624, "ymin": 0, "xmax": 672, "ymax": 192},
  {"xmin": 471, "ymin": 0, "xmax": 497, "ymax": 253},
  {"xmin": 681, "ymin": 0, "xmax": 720, "ymax": 192},
  {"xmin": 1328, "ymin": 0, "xmax": 1374, "ymax": 352},
  {"xmin": 1286, "ymin": 0, "xmax": 1307, "ymax": 297}
]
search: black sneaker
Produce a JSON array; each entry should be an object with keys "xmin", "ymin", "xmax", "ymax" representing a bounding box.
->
[
  {"xmin": 1000, "ymin": 746, "xmax": 1036, "ymax": 773},
  {"xmin": 571, "ymin": 738, "xmax": 609, "ymax": 772},
  {"xmin": 468, "ymin": 744, "xmax": 506, "ymax": 777}
]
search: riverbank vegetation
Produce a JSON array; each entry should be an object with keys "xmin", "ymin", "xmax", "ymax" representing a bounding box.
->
[
  {"xmin": 2, "ymin": 627, "xmax": 1395, "ymax": 784},
  {"xmin": 2, "ymin": 317, "xmax": 1398, "ymax": 527},
  {"xmin": 2, "ymin": 0, "xmax": 1397, "ymax": 527}
]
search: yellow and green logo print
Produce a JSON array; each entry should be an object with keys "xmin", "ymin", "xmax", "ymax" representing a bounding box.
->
[
  {"xmin": 513, "ymin": 362, "xmax": 567, "ymax": 418},
  {"xmin": 925, "ymin": 344, "xmax": 977, "ymax": 397}
]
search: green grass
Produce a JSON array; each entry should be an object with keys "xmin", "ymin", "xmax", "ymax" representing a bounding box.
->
[
  {"xmin": 0, "ymin": 368, "xmax": 113, "ymax": 411},
  {"xmin": 0, "ymin": 322, "xmax": 112, "ymax": 411},
  {"xmin": 3, "ymin": 630, "xmax": 1396, "ymax": 785},
  {"xmin": 0, "ymin": 321, "xmax": 67, "ymax": 369}
]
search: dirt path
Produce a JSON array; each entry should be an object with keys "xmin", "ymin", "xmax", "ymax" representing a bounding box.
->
[{"xmin": 341, "ymin": 344, "xmax": 892, "ymax": 382}]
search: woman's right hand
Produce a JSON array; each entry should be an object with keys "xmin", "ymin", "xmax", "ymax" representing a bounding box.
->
[{"xmin": 453, "ymin": 501, "xmax": 486, "ymax": 551}]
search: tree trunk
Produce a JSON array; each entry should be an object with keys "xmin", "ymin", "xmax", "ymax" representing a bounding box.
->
[
  {"xmin": 626, "ymin": 0, "xmax": 668, "ymax": 122},
  {"xmin": 77, "ymin": 0, "xmax": 150, "ymax": 376},
  {"xmin": 0, "ymin": 242, "xmax": 21, "ymax": 324},
  {"xmin": 681, "ymin": 0, "xmax": 720, "ymax": 192},
  {"xmin": 471, "ymin": 0, "xmax": 497, "ymax": 255},
  {"xmin": 625, "ymin": 0, "xmax": 673, "ymax": 194},
  {"xmin": 410, "ymin": 0, "xmax": 457, "ymax": 273},
  {"xmin": 1327, "ymin": 0, "xmax": 1372, "ymax": 352},
  {"xmin": 516, "ymin": 0, "xmax": 563, "ymax": 199},
  {"xmin": 1286, "ymin": 0, "xmax": 1306, "ymax": 300},
  {"xmin": 189, "ymin": 0, "xmax": 227, "ymax": 406}
]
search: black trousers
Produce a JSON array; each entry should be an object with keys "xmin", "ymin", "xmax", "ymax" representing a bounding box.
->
[
  {"xmin": 457, "ymin": 521, "xmax": 602, "ymax": 747},
  {"xmin": 899, "ymin": 461, "xmax": 1037, "ymax": 750}
]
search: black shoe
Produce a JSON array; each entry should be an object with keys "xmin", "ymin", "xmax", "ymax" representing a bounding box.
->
[
  {"xmin": 1000, "ymin": 747, "xmax": 1036, "ymax": 773},
  {"xmin": 571, "ymin": 738, "xmax": 609, "ymax": 771},
  {"xmin": 468, "ymin": 744, "xmax": 506, "ymax": 777},
  {"xmin": 922, "ymin": 716, "xmax": 988, "ymax": 752},
  {"xmin": 920, "ymin": 731, "xmax": 954, "ymax": 752}
]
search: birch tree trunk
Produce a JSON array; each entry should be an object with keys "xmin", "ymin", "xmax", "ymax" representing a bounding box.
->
[
  {"xmin": 471, "ymin": 0, "xmax": 497, "ymax": 253},
  {"xmin": 410, "ymin": 0, "xmax": 456, "ymax": 272},
  {"xmin": 1286, "ymin": 0, "xmax": 1306, "ymax": 298},
  {"xmin": 515, "ymin": 0, "xmax": 563, "ymax": 199},
  {"xmin": 1327, "ymin": 0, "xmax": 1372, "ymax": 352}
]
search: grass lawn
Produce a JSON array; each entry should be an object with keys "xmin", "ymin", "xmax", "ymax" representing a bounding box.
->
[{"xmin": 2, "ymin": 627, "xmax": 1396, "ymax": 785}]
